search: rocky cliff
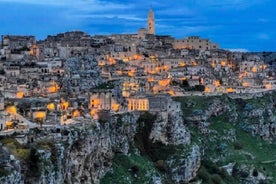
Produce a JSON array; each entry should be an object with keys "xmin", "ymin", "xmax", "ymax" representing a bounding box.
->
[
  {"xmin": 0, "ymin": 108, "xmax": 199, "ymax": 184},
  {"xmin": 1, "ymin": 92, "xmax": 276, "ymax": 184},
  {"xmin": 175, "ymin": 92, "xmax": 276, "ymax": 184}
]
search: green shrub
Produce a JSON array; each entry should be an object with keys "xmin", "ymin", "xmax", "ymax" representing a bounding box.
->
[
  {"xmin": 233, "ymin": 142, "xmax": 243, "ymax": 150},
  {"xmin": 27, "ymin": 148, "xmax": 41, "ymax": 177},
  {"xmin": 155, "ymin": 160, "xmax": 166, "ymax": 172},
  {"xmin": 197, "ymin": 167, "xmax": 210, "ymax": 182},
  {"xmin": 211, "ymin": 174, "xmax": 223, "ymax": 184}
]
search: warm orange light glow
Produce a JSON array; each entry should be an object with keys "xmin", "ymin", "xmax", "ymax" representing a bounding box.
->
[
  {"xmin": 6, "ymin": 106, "xmax": 17, "ymax": 115},
  {"xmin": 133, "ymin": 54, "xmax": 142, "ymax": 60},
  {"xmin": 242, "ymin": 82, "xmax": 249, "ymax": 87},
  {"xmin": 128, "ymin": 69, "xmax": 135, "ymax": 77},
  {"xmin": 107, "ymin": 56, "xmax": 116, "ymax": 65},
  {"xmin": 252, "ymin": 66, "xmax": 257, "ymax": 73},
  {"xmin": 123, "ymin": 58, "xmax": 129, "ymax": 62},
  {"xmin": 163, "ymin": 65, "xmax": 169, "ymax": 71},
  {"xmin": 34, "ymin": 111, "xmax": 46, "ymax": 119},
  {"xmin": 16, "ymin": 91, "xmax": 24, "ymax": 98},
  {"xmin": 127, "ymin": 98, "xmax": 149, "ymax": 111},
  {"xmin": 214, "ymin": 80, "xmax": 220, "ymax": 87},
  {"xmin": 48, "ymin": 86, "xmax": 57, "ymax": 93},
  {"xmin": 148, "ymin": 70, "xmax": 156, "ymax": 74},
  {"xmin": 91, "ymin": 98, "xmax": 100, "ymax": 108},
  {"xmin": 117, "ymin": 70, "xmax": 123, "ymax": 75},
  {"xmin": 60, "ymin": 99, "xmax": 69, "ymax": 110},
  {"xmin": 168, "ymin": 90, "xmax": 175, "ymax": 96},
  {"xmin": 179, "ymin": 62, "xmax": 186, "ymax": 67},
  {"xmin": 221, "ymin": 61, "xmax": 226, "ymax": 67},
  {"xmin": 211, "ymin": 62, "xmax": 216, "ymax": 68},
  {"xmin": 98, "ymin": 60, "xmax": 105, "ymax": 66},
  {"xmin": 261, "ymin": 64, "xmax": 267, "ymax": 70},
  {"xmin": 72, "ymin": 110, "xmax": 80, "ymax": 117},
  {"xmin": 6, "ymin": 121, "xmax": 13, "ymax": 129},
  {"xmin": 204, "ymin": 87, "xmax": 211, "ymax": 93},
  {"xmin": 158, "ymin": 79, "xmax": 171, "ymax": 87},
  {"xmin": 47, "ymin": 103, "xmax": 55, "ymax": 111},
  {"xmin": 112, "ymin": 103, "xmax": 120, "ymax": 111},
  {"xmin": 155, "ymin": 67, "xmax": 160, "ymax": 73},
  {"xmin": 226, "ymin": 87, "xmax": 235, "ymax": 93},
  {"xmin": 123, "ymin": 82, "xmax": 139, "ymax": 91},
  {"xmin": 265, "ymin": 83, "xmax": 272, "ymax": 90},
  {"xmin": 29, "ymin": 44, "xmax": 37, "ymax": 56},
  {"xmin": 239, "ymin": 72, "xmax": 248, "ymax": 79},
  {"xmin": 48, "ymin": 81, "xmax": 60, "ymax": 93},
  {"xmin": 148, "ymin": 77, "xmax": 154, "ymax": 82},
  {"xmin": 181, "ymin": 77, "xmax": 187, "ymax": 80},
  {"xmin": 90, "ymin": 109, "xmax": 97, "ymax": 116},
  {"xmin": 122, "ymin": 91, "xmax": 130, "ymax": 98},
  {"xmin": 150, "ymin": 55, "xmax": 156, "ymax": 59}
]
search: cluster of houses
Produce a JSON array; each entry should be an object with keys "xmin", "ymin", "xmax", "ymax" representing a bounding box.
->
[{"xmin": 0, "ymin": 8, "xmax": 275, "ymax": 133}]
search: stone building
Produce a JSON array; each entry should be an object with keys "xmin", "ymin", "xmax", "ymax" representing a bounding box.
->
[
  {"xmin": 173, "ymin": 36, "xmax": 219, "ymax": 50},
  {"xmin": 127, "ymin": 96, "xmax": 149, "ymax": 111},
  {"xmin": 1, "ymin": 35, "xmax": 36, "ymax": 52},
  {"xmin": 4, "ymin": 65, "xmax": 20, "ymax": 77},
  {"xmin": 148, "ymin": 94, "xmax": 180, "ymax": 112},
  {"xmin": 90, "ymin": 90, "xmax": 121, "ymax": 118}
]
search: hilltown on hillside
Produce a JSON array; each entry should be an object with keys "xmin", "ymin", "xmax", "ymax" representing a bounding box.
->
[{"xmin": 0, "ymin": 8, "xmax": 275, "ymax": 133}]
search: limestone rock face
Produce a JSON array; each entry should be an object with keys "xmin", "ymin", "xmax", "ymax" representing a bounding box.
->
[
  {"xmin": 0, "ymin": 171, "xmax": 22, "ymax": 184},
  {"xmin": 241, "ymin": 101, "xmax": 276, "ymax": 141},
  {"xmin": 166, "ymin": 145, "xmax": 201, "ymax": 184},
  {"xmin": 183, "ymin": 95, "xmax": 276, "ymax": 142},
  {"xmin": 0, "ymin": 110, "xmax": 200, "ymax": 184},
  {"xmin": 150, "ymin": 110, "xmax": 191, "ymax": 145},
  {"xmin": 0, "ymin": 113, "xmax": 138, "ymax": 184}
]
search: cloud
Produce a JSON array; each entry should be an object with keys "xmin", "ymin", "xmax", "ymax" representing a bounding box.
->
[
  {"xmin": 74, "ymin": 14, "xmax": 145, "ymax": 21},
  {"xmin": 227, "ymin": 48, "xmax": 249, "ymax": 52},
  {"xmin": 0, "ymin": 0, "xmax": 69, "ymax": 6},
  {"xmin": 195, "ymin": 0, "xmax": 269, "ymax": 9},
  {"xmin": 0, "ymin": 0, "xmax": 131, "ymax": 12},
  {"xmin": 157, "ymin": 7, "xmax": 196, "ymax": 16}
]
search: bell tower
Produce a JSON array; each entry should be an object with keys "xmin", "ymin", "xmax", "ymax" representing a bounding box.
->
[{"xmin": 147, "ymin": 8, "xmax": 155, "ymax": 35}]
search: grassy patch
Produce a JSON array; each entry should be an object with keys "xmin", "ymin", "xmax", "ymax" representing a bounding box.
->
[
  {"xmin": 195, "ymin": 159, "xmax": 238, "ymax": 184},
  {"xmin": 0, "ymin": 138, "xmax": 30, "ymax": 160},
  {"xmin": 175, "ymin": 94, "xmax": 276, "ymax": 183},
  {"xmin": 100, "ymin": 153, "xmax": 160, "ymax": 184},
  {"xmin": 205, "ymin": 110, "xmax": 276, "ymax": 182}
]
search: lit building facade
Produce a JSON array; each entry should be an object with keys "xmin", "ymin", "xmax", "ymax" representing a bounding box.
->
[{"xmin": 127, "ymin": 97, "xmax": 149, "ymax": 111}]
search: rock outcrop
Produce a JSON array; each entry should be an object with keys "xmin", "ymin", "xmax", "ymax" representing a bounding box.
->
[
  {"xmin": 166, "ymin": 144, "xmax": 201, "ymax": 183},
  {"xmin": 0, "ymin": 110, "xmax": 199, "ymax": 184},
  {"xmin": 150, "ymin": 110, "xmax": 191, "ymax": 145}
]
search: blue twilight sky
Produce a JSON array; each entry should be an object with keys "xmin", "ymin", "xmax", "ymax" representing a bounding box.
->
[{"xmin": 0, "ymin": 0, "xmax": 275, "ymax": 51}]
